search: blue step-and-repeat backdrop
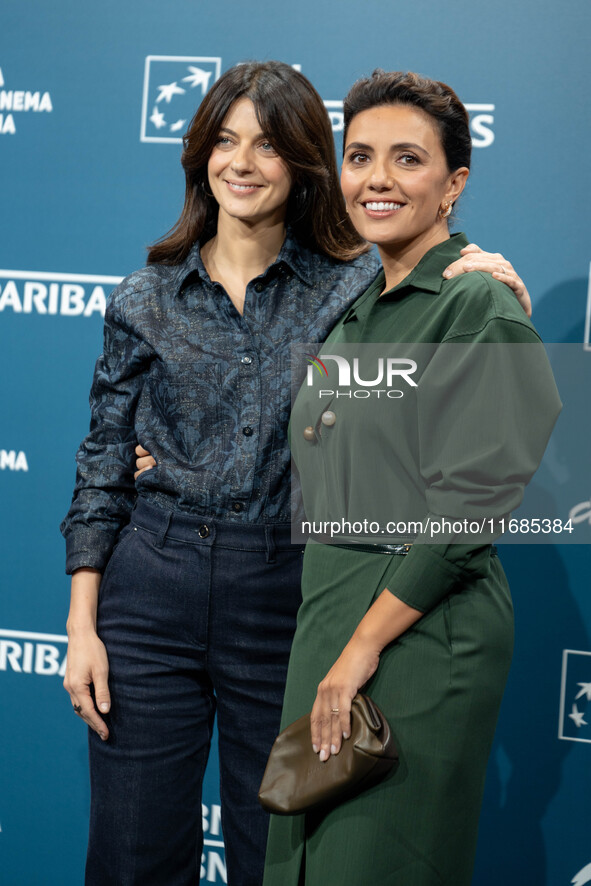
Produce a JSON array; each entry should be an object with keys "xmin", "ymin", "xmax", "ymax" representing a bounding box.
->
[{"xmin": 1, "ymin": 1, "xmax": 590, "ymax": 883}]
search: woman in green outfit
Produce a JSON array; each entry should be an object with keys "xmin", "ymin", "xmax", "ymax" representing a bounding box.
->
[{"xmin": 263, "ymin": 71, "xmax": 561, "ymax": 885}]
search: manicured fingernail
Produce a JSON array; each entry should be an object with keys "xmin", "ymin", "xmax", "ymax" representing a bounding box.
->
[
  {"xmin": 343, "ymin": 732, "xmax": 350, "ymax": 740},
  {"xmin": 99, "ymin": 732, "xmax": 107, "ymax": 741},
  {"xmin": 443, "ymin": 269, "xmax": 452, "ymax": 278},
  {"xmin": 330, "ymin": 744, "xmax": 337, "ymax": 755},
  {"xmin": 99, "ymin": 703, "xmax": 109, "ymax": 712},
  {"xmin": 319, "ymin": 749, "xmax": 329, "ymax": 762},
  {"xmin": 312, "ymin": 744, "xmax": 319, "ymax": 753}
]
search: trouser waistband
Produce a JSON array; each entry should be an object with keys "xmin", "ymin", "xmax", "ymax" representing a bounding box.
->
[{"xmin": 131, "ymin": 498, "xmax": 299, "ymax": 557}]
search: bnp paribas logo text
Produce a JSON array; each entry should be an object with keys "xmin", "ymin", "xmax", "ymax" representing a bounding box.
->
[
  {"xmin": 140, "ymin": 56, "xmax": 222, "ymax": 144},
  {"xmin": 326, "ymin": 100, "xmax": 495, "ymax": 146},
  {"xmin": 138, "ymin": 58, "xmax": 495, "ymax": 146},
  {"xmin": 0, "ymin": 629, "xmax": 67, "ymax": 677},
  {"xmin": 0, "ymin": 269, "xmax": 122, "ymax": 317}
]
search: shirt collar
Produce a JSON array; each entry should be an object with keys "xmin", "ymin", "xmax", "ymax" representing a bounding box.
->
[
  {"xmin": 171, "ymin": 228, "xmax": 314, "ymax": 296},
  {"xmin": 380, "ymin": 232, "xmax": 469, "ymax": 299},
  {"xmin": 275, "ymin": 231, "xmax": 314, "ymax": 285},
  {"xmin": 171, "ymin": 241, "xmax": 209, "ymax": 296},
  {"xmin": 342, "ymin": 232, "xmax": 469, "ymax": 324}
]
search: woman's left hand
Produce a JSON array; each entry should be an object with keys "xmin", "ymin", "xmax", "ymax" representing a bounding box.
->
[
  {"xmin": 443, "ymin": 243, "xmax": 532, "ymax": 317},
  {"xmin": 134, "ymin": 444, "xmax": 157, "ymax": 479},
  {"xmin": 310, "ymin": 636, "xmax": 381, "ymax": 762}
]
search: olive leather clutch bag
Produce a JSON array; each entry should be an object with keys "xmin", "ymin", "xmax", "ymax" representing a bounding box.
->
[{"xmin": 258, "ymin": 694, "xmax": 398, "ymax": 815}]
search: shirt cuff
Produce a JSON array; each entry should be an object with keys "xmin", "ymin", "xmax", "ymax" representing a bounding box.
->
[
  {"xmin": 64, "ymin": 527, "xmax": 116, "ymax": 575},
  {"xmin": 379, "ymin": 543, "xmax": 492, "ymax": 613}
]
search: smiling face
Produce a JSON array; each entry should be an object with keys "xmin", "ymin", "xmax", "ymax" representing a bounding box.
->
[
  {"xmin": 207, "ymin": 97, "xmax": 293, "ymax": 229},
  {"xmin": 341, "ymin": 103, "xmax": 469, "ymax": 267}
]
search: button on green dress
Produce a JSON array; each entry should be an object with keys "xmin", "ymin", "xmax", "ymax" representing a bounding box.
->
[{"xmin": 263, "ymin": 235, "xmax": 561, "ymax": 886}]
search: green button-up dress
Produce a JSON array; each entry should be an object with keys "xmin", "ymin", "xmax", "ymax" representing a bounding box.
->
[{"xmin": 263, "ymin": 234, "xmax": 561, "ymax": 886}]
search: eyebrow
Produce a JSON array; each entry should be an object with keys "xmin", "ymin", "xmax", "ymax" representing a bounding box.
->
[
  {"xmin": 219, "ymin": 126, "xmax": 266, "ymax": 140},
  {"xmin": 345, "ymin": 140, "xmax": 431, "ymax": 158}
]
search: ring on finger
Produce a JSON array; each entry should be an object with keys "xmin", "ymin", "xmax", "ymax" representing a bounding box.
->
[
  {"xmin": 499, "ymin": 265, "xmax": 506, "ymax": 275},
  {"xmin": 73, "ymin": 704, "xmax": 82, "ymax": 714},
  {"xmin": 331, "ymin": 708, "xmax": 340, "ymax": 714}
]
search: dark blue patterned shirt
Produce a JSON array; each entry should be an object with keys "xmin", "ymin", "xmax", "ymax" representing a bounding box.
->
[{"xmin": 61, "ymin": 234, "xmax": 379, "ymax": 574}]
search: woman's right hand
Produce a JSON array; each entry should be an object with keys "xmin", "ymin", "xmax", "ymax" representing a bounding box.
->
[
  {"xmin": 134, "ymin": 444, "xmax": 156, "ymax": 479},
  {"xmin": 64, "ymin": 568, "xmax": 111, "ymax": 741}
]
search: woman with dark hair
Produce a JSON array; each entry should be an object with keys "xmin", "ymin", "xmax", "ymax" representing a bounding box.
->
[
  {"xmin": 263, "ymin": 71, "xmax": 560, "ymax": 886},
  {"xmin": 61, "ymin": 61, "xmax": 531, "ymax": 885}
]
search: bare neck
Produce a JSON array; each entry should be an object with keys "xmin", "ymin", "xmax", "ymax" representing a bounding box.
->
[
  {"xmin": 202, "ymin": 215, "xmax": 286, "ymax": 314},
  {"xmin": 379, "ymin": 226, "xmax": 450, "ymax": 293}
]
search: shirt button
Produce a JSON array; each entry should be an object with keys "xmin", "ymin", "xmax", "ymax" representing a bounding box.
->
[
  {"xmin": 242, "ymin": 426, "xmax": 253, "ymax": 436},
  {"xmin": 241, "ymin": 355, "xmax": 252, "ymax": 365},
  {"xmin": 254, "ymin": 283, "xmax": 263, "ymax": 293},
  {"xmin": 303, "ymin": 426, "xmax": 316, "ymax": 441},
  {"xmin": 231, "ymin": 501, "xmax": 244, "ymax": 513},
  {"xmin": 198, "ymin": 525, "xmax": 210, "ymax": 538},
  {"xmin": 321, "ymin": 411, "xmax": 336, "ymax": 427}
]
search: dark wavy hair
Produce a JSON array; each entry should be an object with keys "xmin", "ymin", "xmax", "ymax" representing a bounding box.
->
[
  {"xmin": 343, "ymin": 70, "xmax": 472, "ymax": 174},
  {"xmin": 148, "ymin": 61, "xmax": 367, "ymax": 265}
]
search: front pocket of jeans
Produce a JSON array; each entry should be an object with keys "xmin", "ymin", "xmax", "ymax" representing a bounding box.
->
[{"xmin": 99, "ymin": 522, "xmax": 137, "ymax": 600}]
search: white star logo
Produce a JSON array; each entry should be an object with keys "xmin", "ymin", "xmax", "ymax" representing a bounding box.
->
[
  {"xmin": 575, "ymin": 682, "xmax": 591, "ymax": 702},
  {"xmin": 150, "ymin": 107, "xmax": 166, "ymax": 130},
  {"xmin": 169, "ymin": 119, "xmax": 186, "ymax": 133},
  {"xmin": 572, "ymin": 862, "xmax": 591, "ymax": 885},
  {"xmin": 182, "ymin": 66, "xmax": 212, "ymax": 93},
  {"xmin": 568, "ymin": 704, "xmax": 588, "ymax": 728},
  {"xmin": 156, "ymin": 81, "xmax": 186, "ymax": 104}
]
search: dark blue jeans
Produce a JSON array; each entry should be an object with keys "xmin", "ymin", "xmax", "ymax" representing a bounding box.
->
[{"xmin": 86, "ymin": 499, "xmax": 304, "ymax": 886}]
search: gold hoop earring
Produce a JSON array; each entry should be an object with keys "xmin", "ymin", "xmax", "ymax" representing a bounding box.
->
[{"xmin": 439, "ymin": 201, "xmax": 452, "ymax": 219}]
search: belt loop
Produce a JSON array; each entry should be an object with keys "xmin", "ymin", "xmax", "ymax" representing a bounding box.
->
[
  {"xmin": 265, "ymin": 525, "xmax": 277, "ymax": 564},
  {"xmin": 154, "ymin": 509, "xmax": 173, "ymax": 549}
]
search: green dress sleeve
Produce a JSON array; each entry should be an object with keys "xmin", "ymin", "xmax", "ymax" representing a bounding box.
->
[{"xmin": 378, "ymin": 317, "xmax": 562, "ymax": 613}]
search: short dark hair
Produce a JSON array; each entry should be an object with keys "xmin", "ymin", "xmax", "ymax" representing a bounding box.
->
[
  {"xmin": 148, "ymin": 61, "xmax": 367, "ymax": 264},
  {"xmin": 343, "ymin": 70, "xmax": 471, "ymax": 174}
]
